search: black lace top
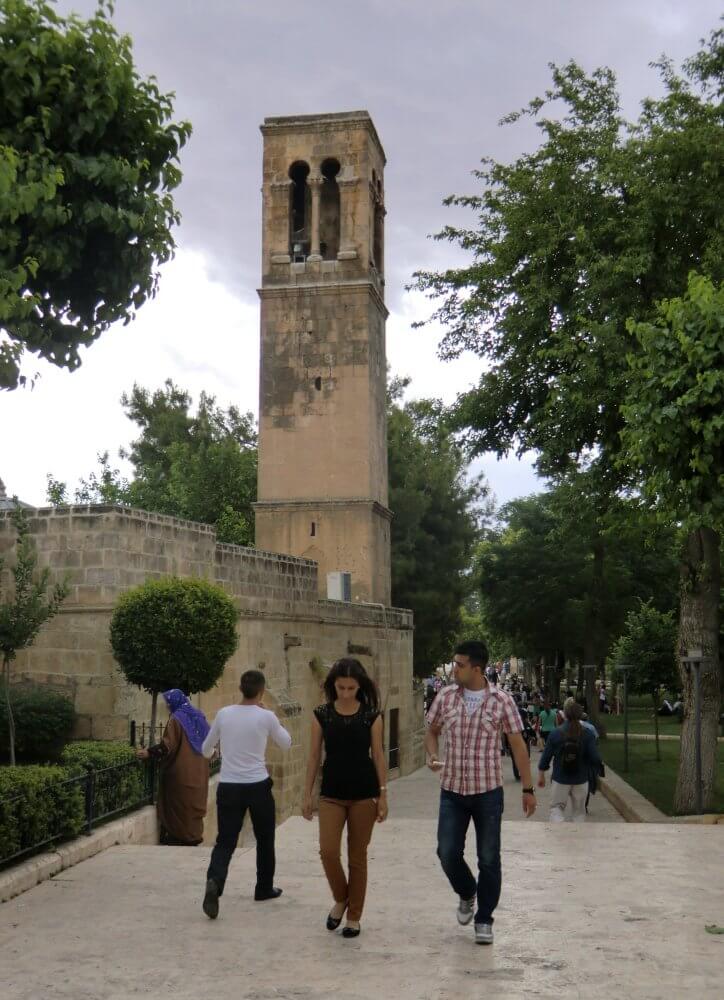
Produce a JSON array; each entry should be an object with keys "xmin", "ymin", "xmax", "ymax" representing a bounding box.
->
[{"xmin": 313, "ymin": 702, "xmax": 380, "ymax": 800}]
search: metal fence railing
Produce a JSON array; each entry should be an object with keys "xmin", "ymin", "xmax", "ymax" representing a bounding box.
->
[
  {"xmin": 1, "ymin": 749, "xmax": 222, "ymax": 870},
  {"xmin": 0, "ymin": 758, "xmax": 155, "ymax": 870},
  {"xmin": 128, "ymin": 721, "xmax": 166, "ymax": 748}
]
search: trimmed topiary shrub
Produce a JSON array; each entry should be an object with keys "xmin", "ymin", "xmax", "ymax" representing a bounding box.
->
[
  {"xmin": 0, "ymin": 686, "xmax": 75, "ymax": 763},
  {"xmin": 110, "ymin": 576, "xmax": 239, "ymax": 735},
  {"xmin": 0, "ymin": 764, "xmax": 84, "ymax": 863}
]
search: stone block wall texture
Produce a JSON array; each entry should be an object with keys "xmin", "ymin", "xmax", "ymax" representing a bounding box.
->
[{"xmin": 0, "ymin": 505, "xmax": 422, "ymax": 820}]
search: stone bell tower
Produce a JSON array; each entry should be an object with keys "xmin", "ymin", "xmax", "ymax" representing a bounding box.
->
[{"xmin": 254, "ymin": 111, "xmax": 391, "ymax": 605}]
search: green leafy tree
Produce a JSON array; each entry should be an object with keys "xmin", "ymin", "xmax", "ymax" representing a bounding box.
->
[
  {"xmin": 109, "ymin": 576, "xmax": 239, "ymax": 737},
  {"xmin": 621, "ymin": 273, "xmax": 723, "ymax": 811},
  {"xmin": 0, "ymin": 504, "xmax": 68, "ymax": 764},
  {"xmin": 412, "ymin": 31, "xmax": 721, "ymax": 801},
  {"xmin": 0, "ymin": 0, "xmax": 191, "ymax": 389},
  {"xmin": 388, "ymin": 379, "xmax": 488, "ymax": 674},
  {"xmin": 47, "ymin": 380, "xmax": 258, "ymax": 545},
  {"xmin": 608, "ymin": 601, "xmax": 679, "ymax": 763},
  {"xmin": 46, "ymin": 452, "xmax": 130, "ymax": 506},
  {"xmin": 412, "ymin": 35, "xmax": 722, "ymax": 473},
  {"xmin": 476, "ymin": 483, "xmax": 678, "ymax": 702}
]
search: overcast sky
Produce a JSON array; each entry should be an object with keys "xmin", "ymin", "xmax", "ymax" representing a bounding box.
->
[{"xmin": 1, "ymin": 0, "xmax": 719, "ymax": 509}]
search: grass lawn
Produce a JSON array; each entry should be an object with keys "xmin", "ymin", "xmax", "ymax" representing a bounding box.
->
[
  {"xmin": 601, "ymin": 736, "xmax": 724, "ymax": 816},
  {"xmin": 602, "ymin": 708, "xmax": 683, "ymax": 737}
]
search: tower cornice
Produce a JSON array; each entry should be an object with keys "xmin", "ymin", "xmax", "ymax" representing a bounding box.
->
[
  {"xmin": 257, "ymin": 279, "xmax": 389, "ymax": 319},
  {"xmin": 260, "ymin": 111, "xmax": 386, "ymax": 164}
]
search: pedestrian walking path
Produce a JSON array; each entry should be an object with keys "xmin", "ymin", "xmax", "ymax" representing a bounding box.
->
[{"xmin": 2, "ymin": 765, "xmax": 722, "ymax": 1000}]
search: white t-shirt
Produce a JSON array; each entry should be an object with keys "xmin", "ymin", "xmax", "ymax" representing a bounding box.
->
[
  {"xmin": 202, "ymin": 704, "xmax": 292, "ymax": 783},
  {"xmin": 462, "ymin": 688, "xmax": 487, "ymax": 716}
]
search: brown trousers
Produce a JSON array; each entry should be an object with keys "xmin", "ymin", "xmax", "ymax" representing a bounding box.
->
[{"xmin": 318, "ymin": 796, "xmax": 378, "ymax": 922}]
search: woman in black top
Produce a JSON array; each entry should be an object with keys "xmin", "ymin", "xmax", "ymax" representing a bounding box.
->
[{"xmin": 302, "ymin": 658, "xmax": 388, "ymax": 937}]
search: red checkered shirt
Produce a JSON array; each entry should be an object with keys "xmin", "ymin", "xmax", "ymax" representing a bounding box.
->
[{"xmin": 426, "ymin": 684, "xmax": 523, "ymax": 794}]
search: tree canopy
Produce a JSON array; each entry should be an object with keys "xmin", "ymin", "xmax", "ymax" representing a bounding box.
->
[
  {"xmin": 388, "ymin": 379, "xmax": 488, "ymax": 674},
  {"xmin": 413, "ymin": 31, "xmax": 723, "ymax": 474},
  {"xmin": 0, "ymin": 0, "xmax": 191, "ymax": 389},
  {"xmin": 475, "ymin": 481, "xmax": 679, "ymax": 669},
  {"xmin": 621, "ymin": 273, "xmax": 724, "ymax": 531},
  {"xmin": 48, "ymin": 380, "xmax": 258, "ymax": 546}
]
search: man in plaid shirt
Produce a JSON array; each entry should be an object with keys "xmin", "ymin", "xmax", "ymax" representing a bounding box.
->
[{"xmin": 425, "ymin": 640, "xmax": 536, "ymax": 945}]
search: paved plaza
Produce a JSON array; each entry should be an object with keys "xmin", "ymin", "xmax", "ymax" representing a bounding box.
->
[{"xmin": 2, "ymin": 765, "xmax": 722, "ymax": 1000}]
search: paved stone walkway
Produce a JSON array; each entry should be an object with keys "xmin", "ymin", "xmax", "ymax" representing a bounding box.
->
[
  {"xmin": 2, "ymin": 766, "xmax": 722, "ymax": 999},
  {"xmin": 392, "ymin": 755, "xmax": 623, "ymax": 822}
]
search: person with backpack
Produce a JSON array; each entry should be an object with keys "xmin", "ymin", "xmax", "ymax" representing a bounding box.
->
[{"xmin": 536, "ymin": 697, "xmax": 602, "ymax": 822}]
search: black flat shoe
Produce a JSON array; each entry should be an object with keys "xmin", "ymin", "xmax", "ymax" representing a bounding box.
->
[
  {"xmin": 202, "ymin": 878, "xmax": 219, "ymax": 919},
  {"xmin": 254, "ymin": 887, "xmax": 283, "ymax": 901},
  {"xmin": 326, "ymin": 902, "xmax": 348, "ymax": 930},
  {"xmin": 342, "ymin": 925, "xmax": 361, "ymax": 938}
]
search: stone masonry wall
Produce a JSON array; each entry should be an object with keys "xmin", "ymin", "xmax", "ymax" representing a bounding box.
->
[{"xmin": 0, "ymin": 506, "xmax": 422, "ymax": 820}]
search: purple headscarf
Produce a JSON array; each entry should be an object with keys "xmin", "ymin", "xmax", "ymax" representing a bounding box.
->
[{"xmin": 162, "ymin": 689, "xmax": 210, "ymax": 755}]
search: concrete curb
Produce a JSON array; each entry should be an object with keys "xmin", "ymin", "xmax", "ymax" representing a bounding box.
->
[
  {"xmin": 598, "ymin": 765, "xmax": 669, "ymax": 823},
  {"xmin": 0, "ymin": 775, "xmax": 223, "ymax": 904},
  {"xmin": 604, "ymin": 732, "xmax": 724, "ymax": 743},
  {"xmin": 0, "ymin": 805, "xmax": 159, "ymax": 903}
]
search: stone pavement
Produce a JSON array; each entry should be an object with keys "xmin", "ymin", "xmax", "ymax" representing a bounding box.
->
[
  {"xmin": 391, "ymin": 755, "xmax": 623, "ymax": 822},
  {"xmin": 2, "ymin": 766, "xmax": 722, "ymax": 1000}
]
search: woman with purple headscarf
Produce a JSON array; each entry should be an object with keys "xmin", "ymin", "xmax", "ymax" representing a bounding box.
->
[{"xmin": 136, "ymin": 689, "xmax": 211, "ymax": 846}]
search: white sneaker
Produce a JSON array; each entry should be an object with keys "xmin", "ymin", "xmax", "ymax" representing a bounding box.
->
[
  {"xmin": 456, "ymin": 894, "xmax": 476, "ymax": 925},
  {"xmin": 475, "ymin": 922, "xmax": 494, "ymax": 945}
]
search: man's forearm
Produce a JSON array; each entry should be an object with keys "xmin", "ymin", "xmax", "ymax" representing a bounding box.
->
[
  {"xmin": 424, "ymin": 729, "xmax": 439, "ymax": 760},
  {"xmin": 510, "ymin": 737, "xmax": 533, "ymax": 787}
]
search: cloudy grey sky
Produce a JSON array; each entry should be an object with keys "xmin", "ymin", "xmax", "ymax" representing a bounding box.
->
[{"xmin": 1, "ymin": 0, "xmax": 719, "ymax": 507}]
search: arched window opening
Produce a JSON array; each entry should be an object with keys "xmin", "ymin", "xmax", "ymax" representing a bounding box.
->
[
  {"xmin": 373, "ymin": 203, "xmax": 384, "ymax": 275},
  {"xmin": 289, "ymin": 161, "xmax": 310, "ymax": 258},
  {"xmin": 319, "ymin": 158, "xmax": 341, "ymax": 261},
  {"xmin": 314, "ymin": 376, "xmax": 322, "ymax": 391}
]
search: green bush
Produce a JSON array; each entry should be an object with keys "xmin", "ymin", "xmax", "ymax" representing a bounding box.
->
[
  {"xmin": 60, "ymin": 740, "xmax": 136, "ymax": 770},
  {"xmin": 61, "ymin": 741, "xmax": 146, "ymax": 822},
  {"xmin": 0, "ymin": 764, "xmax": 84, "ymax": 862},
  {"xmin": 0, "ymin": 686, "xmax": 75, "ymax": 763}
]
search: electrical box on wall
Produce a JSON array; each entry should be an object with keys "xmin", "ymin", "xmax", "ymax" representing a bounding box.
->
[{"xmin": 327, "ymin": 571, "xmax": 352, "ymax": 602}]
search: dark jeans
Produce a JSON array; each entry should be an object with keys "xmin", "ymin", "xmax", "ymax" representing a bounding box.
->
[
  {"xmin": 207, "ymin": 778, "xmax": 276, "ymax": 896},
  {"xmin": 437, "ymin": 786, "xmax": 503, "ymax": 924}
]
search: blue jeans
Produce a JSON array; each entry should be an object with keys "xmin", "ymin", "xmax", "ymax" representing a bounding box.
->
[{"xmin": 437, "ymin": 786, "xmax": 503, "ymax": 924}]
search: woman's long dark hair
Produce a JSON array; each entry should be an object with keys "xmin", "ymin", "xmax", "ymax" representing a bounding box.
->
[
  {"xmin": 324, "ymin": 658, "xmax": 380, "ymax": 712},
  {"xmin": 563, "ymin": 697, "xmax": 583, "ymax": 739}
]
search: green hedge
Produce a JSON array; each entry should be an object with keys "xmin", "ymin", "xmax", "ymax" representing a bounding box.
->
[
  {"xmin": 0, "ymin": 765, "xmax": 85, "ymax": 862},
  {"xmin": 61, "ymin": 741, "xmax": 146, "ymax": 820},
  {"xmin": 61, "ymin": 740, "xmax": 137, "ymax": 770},
  {"xmin": 0, "ymin": 687, "xmax": 76, "ymax": 763},
  {"xmin": 0, "ymin": 742, "xmax": 148, "ymax": 864}
]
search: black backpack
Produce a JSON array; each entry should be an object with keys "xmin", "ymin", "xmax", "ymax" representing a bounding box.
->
[{"xmin": 560, "ymin": 732, "xmax": 581, "ymax": 774}]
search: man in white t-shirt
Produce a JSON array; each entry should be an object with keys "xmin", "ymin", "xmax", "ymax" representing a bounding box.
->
[{"xmin": 201, "ymin": 669, "xmax": 292, "ymax": 919}]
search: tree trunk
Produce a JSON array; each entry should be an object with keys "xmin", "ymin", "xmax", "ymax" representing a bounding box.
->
[
  {"xmin": 3, "ymin": 655, "xmax": 16, "ymax": 766},
  {"xmin": 674, "ymin": 527, "xmax": 721, "ymax": 814},
  {"xmin": 149, "ymin": 690, "xmax": 159, "ymax": 747},
  {"xmin": 652, "ymin": 689, "xmax": 661, "ymax": 763},
  {"xmin": 3, "ymin": 655, "xmax": 17, "ymax": 766},
  {"xmin": 583, "ymin": 665, "xmax": 600, "ymax": 731},
  {"xmin": 534, "ymin": 658, "xmax": 543, "ymax": 692}
]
